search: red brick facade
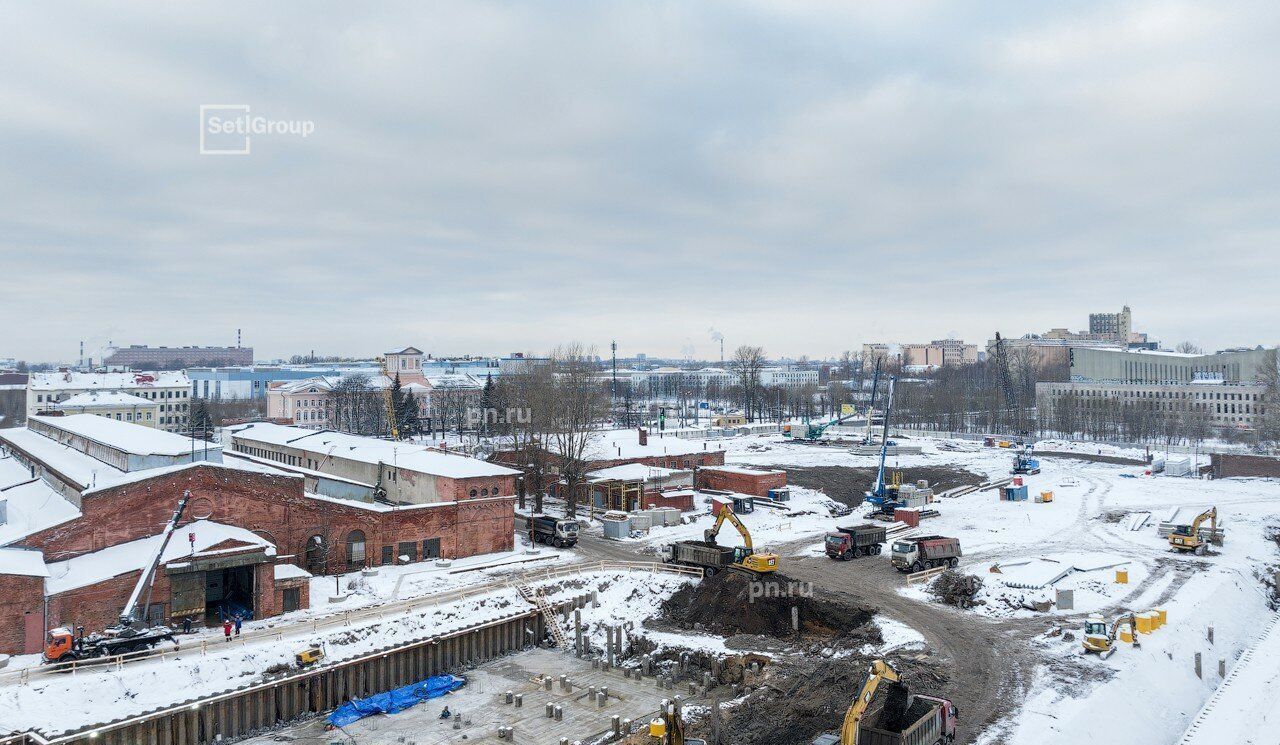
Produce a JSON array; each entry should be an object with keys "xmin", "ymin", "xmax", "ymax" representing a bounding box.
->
[
  {"xmin": 0, "ymin": 574, "xmax": 45, "ymax": 654},
  {"xmin": 639, "ymin": 490, "xmax": 695, "ymax": 512},
  {"xmin": 695, "ymin": 466, "xmax": 787, "ymax": 497}
]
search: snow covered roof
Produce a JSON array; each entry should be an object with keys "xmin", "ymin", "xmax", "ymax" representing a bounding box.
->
[
  {"xmin": 0, "ymin": 426, "xmax": 127, "ymax": 489},
  {"xmin": 700, "ymin": 465, "xmax": 785, "ymax": 475},
  {"xmin": 30, "ymin": 415, "xmax": 221, "ymax": 458},
  {"xmin": 29, "ymin": 371, "xmax": 189, "ymax": 390},
  {"xmin": 54, "ymin": 391, "xmax": 156, "ymax": 409},
  {"xmin": 587, "ymin": 463, "xmax": 687, "ymax": 482},
  {"xmin": 274, "ymin": 563, "xmax": 311, "ymax": 580},
  {"xmin": 386, "ymin": 347, "xmax": 423, "ymax": 355},
  {"xmin": 0, "ymin": 547, "xmax": 49, "ymax": 578},
  {"xmin": 80, "ymin": 460, "xmax": 302, "ymax": 496},
  {"xmin": 0, "ymin": 457, "xmax": 81, "ymax": 546},
  {"xmin": 229, "ymin": 423, "xmax": 521, "ymax": 479},
  {"xmin": 575, "ymin": 429, "xmax": 714, "ymax": 461},
  {"xmin": 45, "ymin": 519, "xmax": 276, "ymax": 595}
]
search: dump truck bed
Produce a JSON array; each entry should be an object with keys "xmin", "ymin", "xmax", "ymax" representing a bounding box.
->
[
  {"xmin": 669, "ymin": 540, "xmax": 736, "ymax": 568},
  {"xmin": 861, "ymin": 692, "xmax": 942, "ymax": 745},
  {"xmin": 837, "ymin": 524, "xmax": 887, "ymax": 546}
]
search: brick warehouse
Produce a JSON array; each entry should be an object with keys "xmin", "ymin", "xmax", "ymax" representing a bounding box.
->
[
  {"xmin": 15, "ymin": 464, "xmax": 514, "ymax": 643},
  {"xmin": 694, "ymin": 465, "xmax": 787, "ymax": 497},
  {"xmin": 0, "ymin": 416, "xmax": 517, "ymax": 655}
]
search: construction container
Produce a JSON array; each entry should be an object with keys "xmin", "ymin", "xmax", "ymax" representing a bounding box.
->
[
  {"xmin": 1036, "ymin": 490, "xmax": 1054, "ymax": 503},
  {"xmin": 1118, "ymin": 624, "xmax": 1134, "ymax": 644},
  {"xmin": 602, "ymin": 517, "xmax": 632, "ymax": 540},
  {"xmin": 893, "ymin": 508, "xmax": 921, "ymax": 528},
  {"xmin": 1115, "ymin": 568, "xmax": 1129, "ymax": 584},
  {"xmin": 1002, "ymin": 485, "xmax": 1029, "ymax": 501},
  {"xmin": 767, "ymin": 487, "xmax": 791, "ymax": 502},
  {"xmin": 649, "ymin": 719, "xmax": 667, "ymax": 737},
  {"xmin": 1012, "ymin": 476, "xmax": 1024, "ymax": 487},
  {"xmin": 1156, "ymin": 608, "xmax": 1167, "ymax": 626},
  {"xmin": 1135, "ymin": 614, "xmax": 1154, "ymax": 634},
  {"xmin": 731, "ymin": 495, "xmax": 755, "ymax": 514}
]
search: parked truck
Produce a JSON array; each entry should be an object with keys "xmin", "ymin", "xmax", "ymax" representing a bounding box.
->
[
  {"xmin": 890, "ymin": 535, "xmax": 961, "ymax": 573},
  {"xmin": 825, "ymin": 524, "xmax": 887, "ymax": 560},
  {"xmin": 662, "ymin": 540, "xmax": 738, "ymax": 576},
  {"xmin": 529, "ymin": 514, "xmax": 579, "ymax": 548}
]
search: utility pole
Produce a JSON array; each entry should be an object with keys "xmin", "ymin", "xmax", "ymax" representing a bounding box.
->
[{"xmin": 611, "ymin": 340, "xmax": 617, "ymax": 402}]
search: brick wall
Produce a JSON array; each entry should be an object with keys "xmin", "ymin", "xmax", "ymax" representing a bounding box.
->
[
  {"xmin": 1212, "ymin": 453, "xmax": 1280, "ymax": 479},
  {"xmin": 639, "ymin": 490, "xmax": 695, "ymax": 512},
  {"xmin": 0, "ymin": 574, "xmax": 45, "ymax": 654},
  {"xmin": 695, "ymin": 466, "xmax": 787, "ymax": 497},
  {"xmin": 19, "ymin": 466, "xmax": 514, "ymax": 573}
]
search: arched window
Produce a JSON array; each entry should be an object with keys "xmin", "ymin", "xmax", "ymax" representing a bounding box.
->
[
  {"xmin": 346, "ymin": 530, "xmax": 367, "ymax": 569},
  {"xmin": 480, "ymin": 488, "xmax": 489, "ymax": 496},
  {"xmin": 305, "ymin": 534, "xmax": 327, "ymax": 574},
  {"xmin": 469, "ymin": 488, "xmax": 478, "ymax": 497}
]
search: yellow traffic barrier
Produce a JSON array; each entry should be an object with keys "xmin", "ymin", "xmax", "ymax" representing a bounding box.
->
[
  {"xmin": 1118, "ymin": 624, "xmax": 1135, "ymax": 644},
  {"xmin": 1136, "ymin": 614, "xmax": 1154, "ymax": 634},
  {"xmin": 1115, "ymin": 568, "xmax": 1129, "ymax": 584}
]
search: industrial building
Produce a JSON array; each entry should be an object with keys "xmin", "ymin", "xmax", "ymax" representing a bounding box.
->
[
  {"xmin": 1067, "ymin": 346, "xmax": 1276, "ymax": 385},
  {"xmin": 0, "ymin": 415, "xmax": 519, "ymax": 655},
  {"xmin": 104, "ymin": 344, "xmax": 253, "ymax": 368}
]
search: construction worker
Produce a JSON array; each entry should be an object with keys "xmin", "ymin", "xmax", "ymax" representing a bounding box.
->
[
  {"xmin": 223, "ymin": 619, "xmax": 232, "ymax": 642},
  {"xmin": 439, "ymin": 706, "xmax": 451, "ymax": 720},
  {"xmin": 182, "ymin": 616, "xmax": 193, "ymax": 635}
]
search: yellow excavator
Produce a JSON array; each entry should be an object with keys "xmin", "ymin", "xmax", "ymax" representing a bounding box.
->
[
  {"xmin": 1082, "ymin": 612, "xmax": 1140, "ymax": 659},
  {"xmin": 705, "ymin": 501, "xmax": 779, "ymax": 574},
  {"xmin": 838, "ymin": 660, "xmax": 901, "ymax": 744},
  {"xmin": 1169, "ymin": 507, "xmax": 1217, "ymax": 556},
  {"xmin": 814, "ymin": 660, "xmax": 958, "ymax": 745}
]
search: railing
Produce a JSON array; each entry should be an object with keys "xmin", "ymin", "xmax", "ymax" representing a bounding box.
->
[
  {"xmin": 2, "ymin": 560, "xmax": 698, "ymax": 686},
  {"xmin": 904, "ymin": 565, "xmax": 948, "ymax": 585}
]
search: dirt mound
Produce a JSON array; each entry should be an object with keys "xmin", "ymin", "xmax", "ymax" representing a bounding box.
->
[
  {"xmin": 706, "ymin": 657, "xmax": 950, "ymax": 745},
  {"xmin": 786, "ymin": 465, "xmax": 985, "ymax": 507},
  {"xmin": 660, "ymin": 570, "xmax": 876, "ymax": 639}
]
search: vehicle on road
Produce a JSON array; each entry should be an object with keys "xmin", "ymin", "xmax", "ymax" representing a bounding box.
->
[
  {"xmin": 530, "ymin": 514, "xmax": 580, "ymax": 548},
  {"xmin": 891, "ymin": 536, "xmax": 961, "ymax": 573},
  {"xmin": 825, "ymin": 524, "xmax": 887, "ymax": 560},
  {"xmin": 662, "ymin": 502, "xmax": 779, "ymax": 576}
]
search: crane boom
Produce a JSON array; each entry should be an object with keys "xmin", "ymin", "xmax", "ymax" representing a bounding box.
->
[
  {"xmin": 839, "ymin": 660, "xmax": 901, "ymax": 745},
  {"xmin": 871, "ymin": 376, "xmax": 897, "ymax": 499},
  {"xmin": 121, "ymin": 490, "xmax": 191, "ymax": 626}
]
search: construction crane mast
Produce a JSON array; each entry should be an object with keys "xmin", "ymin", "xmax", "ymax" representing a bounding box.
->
[
  {"xmin": 992, "ymin": 332, "xmax": 1022, "ymax": 435},
  {"xmin": 377, "ymin": 357, "xmax": 400, "ymax": 440}
]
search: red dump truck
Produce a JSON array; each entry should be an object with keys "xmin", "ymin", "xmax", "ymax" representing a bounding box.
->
[
  {"xmin": 824, "ymin": 524, "xmax": 887, "ymax": 560},
  {"xmin": 890, "ymin": 535, "xmax": 961, "ymax": 573}
]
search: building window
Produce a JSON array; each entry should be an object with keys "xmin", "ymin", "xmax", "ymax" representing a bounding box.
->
[
  {"xmin": 380, "ymin": 545, "xmax": 394, "ymax": 565},
  {"xmin": 397, "ymin": 541, "xmax": 418, "ymax": 563},
  {"xmin": 469, "ymin": 488, "xmax": 478, "ymax": 497},
  {"xmin": 282, "ymin": 587, "xmax": 301, "ymax": 613},
  {"xmin": 305, "ymin": 535, "xmax": 327, "ymax": 574},
  {"xmin": 422, "ymin": 538, "xmax": 441, "ymax": 559},
  {"xmin": 346, "ymin": 530, "xmax": 367, "ymax": 568}
]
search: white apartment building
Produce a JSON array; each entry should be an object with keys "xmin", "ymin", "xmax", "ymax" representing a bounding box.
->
[
  {"xmin": 51, "ymin": 391, "xmax": 161, "ymax": 427},
  {"xmin": 1036, "ymin": 381, "xmax": 1266, "ymax": 430},
  {"xmin": 27, "ymin": 371, "xmax": 191, "ymax": 433}
]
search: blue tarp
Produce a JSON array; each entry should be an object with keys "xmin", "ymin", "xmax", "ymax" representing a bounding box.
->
[{"xmin": 327, "ymin": 674, "xmax": 466, "ymax": 728}]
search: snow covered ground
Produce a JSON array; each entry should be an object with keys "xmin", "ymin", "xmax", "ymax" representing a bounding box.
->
[{"xmin": 710, "ymin": 432, "xmax": 1280, "ymax": 745}]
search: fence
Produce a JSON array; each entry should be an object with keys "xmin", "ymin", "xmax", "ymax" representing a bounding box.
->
[
  {"xmin": 904, "ymin": 565, "xmax": 948, "ymax": 585},
  {"xmin": 3, "ymin": 561, "xmax": 701, "ymax": 744}
]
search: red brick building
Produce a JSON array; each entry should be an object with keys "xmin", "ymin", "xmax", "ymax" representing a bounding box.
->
[{"xmin": 695, "ymin": 465, "xmax": 787, "ymax": 497}]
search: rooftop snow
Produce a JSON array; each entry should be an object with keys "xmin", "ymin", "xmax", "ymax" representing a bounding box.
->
[
  {"xmin": 228, "ymin": 423, "xmax": 520, "ymax": 478},
  {"xmin": 0, "ymin": 547, "xmax": 49, "ymax": 578},
  {"xmin": 575, "ymin": 429, "xmax": 717, "ymax": 461},
  {"xmin": 45, "ymin": 519, "xmax": 276, "ymax": 595},
  {"xmin": 28, "ymin": 371, "xmax": 189, "ymax": 390},
  {"xmin": 700, "ymin": 464, "xmax": 785, "ymax": 475},
  {"xmin": 30, "ymin": 414, "xmax": 223, "ymax": 458},
  {"xmin": 0, "ymin": 457, "xmax": 81, "ymax": 546},
  {"xmin": 587, "ymin": 463, "xmax": 687, "ymax": 481},
  {"xmin": 0, "ymin": 426, "xmax": 127, "ymax": 489},
  {"xmin": 54, "ymin": 391, "xmax": 155, "ymax": 408},
  {"xmin": 274, "ymin": 563, "xmax": 311, "ymax": 580}
]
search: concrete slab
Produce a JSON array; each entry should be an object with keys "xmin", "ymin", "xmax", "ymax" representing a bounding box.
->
[{"xmin": 240, "ymin": 648, "xmax": 692, "ymax": 744}]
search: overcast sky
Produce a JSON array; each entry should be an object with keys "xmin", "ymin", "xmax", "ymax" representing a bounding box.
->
[{"xmin": 2, "ymin": 1, "xmax": 1278, "ymax": 363}]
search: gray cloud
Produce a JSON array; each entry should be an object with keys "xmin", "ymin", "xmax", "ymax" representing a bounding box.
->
[{"xmin": 2, "ymin": 0, "xmax": 1278, "ymax": 362}]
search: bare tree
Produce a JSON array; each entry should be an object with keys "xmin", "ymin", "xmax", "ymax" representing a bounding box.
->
[
  {"xmin": 1175, "ymin": 341, "xmax": 1204, "ymax": 355},
  {"xmin": 545, "ymin": 343, "xmax": 609, "ymax": 518},
  {"xmin": 730, "ymin": 345, "xmax": 766, "ymax": 422},
  {"xmin": 1256, "ymin": 349, "xmax": 1280, "ymax": 447}
]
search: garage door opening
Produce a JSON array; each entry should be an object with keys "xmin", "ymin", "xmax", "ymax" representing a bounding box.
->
[{"xmin": 205, "ymin": 564, "xmax": 256, "ymax": 624}]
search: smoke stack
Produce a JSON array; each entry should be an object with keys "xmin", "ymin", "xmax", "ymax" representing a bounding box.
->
[
  {"xmin": 638, "ymin": 428, "xmax": 648, "ymax": 446},
  {"xmin": 237, "ymin": 329, "xmax": 242, "ymax": 348}
]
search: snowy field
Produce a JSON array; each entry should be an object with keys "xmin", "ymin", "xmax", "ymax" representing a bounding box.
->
[{"xmin": 709, "ymin": 432, "xmax": 1280, "ymax": 745}]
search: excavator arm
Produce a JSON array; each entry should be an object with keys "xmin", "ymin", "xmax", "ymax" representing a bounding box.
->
[
  {"xmin": 704, "ymin": 502, "xmax": 753, "ymax": 550},
  {"xmin": 839, "ymin": 660, "xmax": 901, "ymax": 745}
]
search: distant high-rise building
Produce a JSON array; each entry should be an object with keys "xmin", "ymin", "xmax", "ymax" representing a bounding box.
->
[{"xmin": 1088, "ymin": 305, "xmax": 1133, "ymax": 342}]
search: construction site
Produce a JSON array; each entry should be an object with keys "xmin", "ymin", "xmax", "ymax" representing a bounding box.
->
[{"xmin": 0, "ymin": 411, "xmax": 1277, "ymax": 745}]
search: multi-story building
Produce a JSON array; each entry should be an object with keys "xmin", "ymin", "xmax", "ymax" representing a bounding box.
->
[
  {"xmin": 104, "ymin": 344, "xmax": 253, "ymax": 368},
  {"xmin": 27, "ymin": 371, "xmax": 192, "ymax": 432},
  {"xmin": 1036, "ymin": 346, "xmax": 1278, "ymax": 432},
  {"xmin": 51, "ymin": 391, "xmax": 161, "ymax": 427},
  {"xmin": 0, "ymin": 372, "xmax": 26, "ymax": 429},
  {"xmin": 266, "ymin": 375, "xmax": 434, "ymax": 430},
  {"xmin": 864, "ymin": 340, "xmax": 978, "ymax": 368},
  {"xmin": 1088, "ymin": 306, "xmax": 1133, "ymax": 342}
]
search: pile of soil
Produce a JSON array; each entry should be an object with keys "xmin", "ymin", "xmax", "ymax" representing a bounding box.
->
[
  {"xmin": 660, "ymin": 570, "xmax": 876, "ymax": 640},
  {"xmin": 706, "ymin": 657, "xmax": 950, "ymax": 745},
  {"xmin": 785, "ymin": 465, "xmax": 985, "ymax": 507}
]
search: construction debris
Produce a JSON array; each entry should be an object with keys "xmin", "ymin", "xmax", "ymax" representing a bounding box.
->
[{"xmin": 929, "ymin": 570, "xmax": 984, "ymax": 608}]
